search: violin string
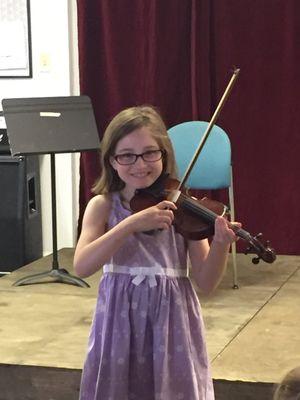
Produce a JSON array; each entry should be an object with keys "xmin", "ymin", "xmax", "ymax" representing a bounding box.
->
[
  {"xmin": 179, "ymin": 193, "xmax": 252, "ymax": 241},
  {"xmin": 176, "ymin": 193, "xmax": 276, "ymax": 262},
  {"xmin": 179, "ymin": 193, "xmax": 217, "ymax": 222}
]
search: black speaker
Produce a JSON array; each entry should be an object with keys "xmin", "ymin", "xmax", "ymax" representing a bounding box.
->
[
  {"xmin": 0, "ymin": 128, "xmax": 10, "ymax": 154},
  {"xmin": 0, "ymin": 155, "xmax": 43, "ymax": 272}
]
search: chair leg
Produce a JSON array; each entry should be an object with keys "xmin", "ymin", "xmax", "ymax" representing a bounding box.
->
[
  {"xmin": 229, "ymin": 166, "xmax": 239, "ymax": 289},
  {"xmin": 231, "ymin": 240, "xmax": 238, "ymax": 289}
]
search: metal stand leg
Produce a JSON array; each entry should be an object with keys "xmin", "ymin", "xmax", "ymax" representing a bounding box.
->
[
  {"xmin": 13, "ymin": 154, "xmax": 89, "ymax": 288},
  {"xmin": 13, "ymin": 268, "xmax": 89, "ymax": 287},
  {"xmin": 229, "ymin": 166, "xmax": 239, "ymax": 289}
]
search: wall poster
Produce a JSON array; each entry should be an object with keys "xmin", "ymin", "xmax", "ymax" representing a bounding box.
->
[{"xmin": 0, "ymin": 0, "xmax": 32, "ymax": 78}]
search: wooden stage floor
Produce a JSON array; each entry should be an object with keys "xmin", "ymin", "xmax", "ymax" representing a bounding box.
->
[{"xmin": 0, "ymin": 248, "xmax": 299, "ymax": 400}]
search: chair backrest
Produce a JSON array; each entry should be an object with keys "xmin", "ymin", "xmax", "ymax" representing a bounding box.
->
[{"xmin": 168, "ymin": 121, "xmax": 231, "ymax": 190}]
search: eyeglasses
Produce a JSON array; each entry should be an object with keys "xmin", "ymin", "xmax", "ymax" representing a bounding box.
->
[{"xmin": 114, "ymin": 149, "xmax": 165, "ymax": 165}]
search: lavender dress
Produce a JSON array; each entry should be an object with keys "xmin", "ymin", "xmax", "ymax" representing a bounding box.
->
[{"xmin": 79, "ymin": 193, "xmax": 214, "ymax": 400}]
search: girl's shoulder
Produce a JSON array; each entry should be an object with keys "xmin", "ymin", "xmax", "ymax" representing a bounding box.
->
[
  {"xmin": 88, "ymin": 193, "xmax": 112, "ymax": 206},
  {"xmin": 84, "ymin": 193, "xmax": 113, "ymax": 222}
]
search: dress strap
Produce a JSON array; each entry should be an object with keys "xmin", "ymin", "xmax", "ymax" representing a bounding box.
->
[{"xmin": 103, "ymin": 264, "xmax": 188, "ymax": 287}]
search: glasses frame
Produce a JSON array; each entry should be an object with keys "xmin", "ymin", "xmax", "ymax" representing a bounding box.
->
[{"xmin": 113, "ymin": 149, "xmax": 166, "ymax": 165}]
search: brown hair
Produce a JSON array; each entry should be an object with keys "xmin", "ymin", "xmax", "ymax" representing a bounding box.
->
[
  {"xmin": 92, "ymin": 105, "xmax": 177, "ymax": 194},
  {"xmin": 273, "ymin": 367, "xmax": 300, "ymax": 400}
]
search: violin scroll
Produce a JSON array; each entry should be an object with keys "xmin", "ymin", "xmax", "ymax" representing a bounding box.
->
[{"xmin": 244, "ymin": 233, "xmax": 276, "ymax": 264}]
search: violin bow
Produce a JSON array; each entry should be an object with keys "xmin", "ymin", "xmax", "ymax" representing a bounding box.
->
[{"xmin": 175, "ymin": 68, "xmax": 240, "ymax": 193}]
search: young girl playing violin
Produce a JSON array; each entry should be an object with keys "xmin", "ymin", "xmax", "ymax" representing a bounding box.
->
[{"xmin": 74, "ymin": 105, "xmax": 240, "ymax": 400}]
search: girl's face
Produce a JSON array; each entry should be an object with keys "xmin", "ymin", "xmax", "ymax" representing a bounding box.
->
[{"xmin": 110, "ymin": 126, "xmax": 163, "ymax": 196}]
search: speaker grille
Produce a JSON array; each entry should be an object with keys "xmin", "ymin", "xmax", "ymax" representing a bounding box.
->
[{"xmin": 0, "ymin": 156, "xmax": 42, "ymax": 271}]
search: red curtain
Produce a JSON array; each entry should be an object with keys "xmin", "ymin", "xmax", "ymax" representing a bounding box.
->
[{"xmin": 77, "ymin": 0, "xmax": 300, "ymax": 255}]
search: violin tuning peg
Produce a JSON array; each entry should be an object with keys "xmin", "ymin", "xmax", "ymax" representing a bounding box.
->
[
  {"xmin": 254, "ymin": 233, "xmax": 263, "ymax": 240},
  {"xmin": 252, "ymin": 256, "xmax": 260, "ymax": 265}
]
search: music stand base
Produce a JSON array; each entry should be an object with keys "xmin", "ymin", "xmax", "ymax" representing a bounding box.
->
[{"xmin": 13, "ymin": 268, "xmax": 90, "ymax": 288}]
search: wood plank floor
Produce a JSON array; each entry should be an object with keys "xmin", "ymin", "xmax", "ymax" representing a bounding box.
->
[{"xmin": 0, "ymin": 248, "xmax": 299, "ymax": 400}]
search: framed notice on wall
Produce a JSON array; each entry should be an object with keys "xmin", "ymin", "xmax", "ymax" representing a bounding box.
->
[{"xmin": 0, "ymin": 0, "xmax": 32, "ymax": 78}]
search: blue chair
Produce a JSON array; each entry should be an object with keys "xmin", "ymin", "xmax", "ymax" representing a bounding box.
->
[{"xmin": 168, "ymin": 121, "xmax": 238, "ymax": 288}]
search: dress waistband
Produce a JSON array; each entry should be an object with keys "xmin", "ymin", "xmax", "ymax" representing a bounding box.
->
[{"xmin": 103, "ymin": 264, "xmax": 188, "ymax": 287}]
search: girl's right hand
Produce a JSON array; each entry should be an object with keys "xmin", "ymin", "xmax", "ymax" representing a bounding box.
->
[{"xmin": 127, "ymin": 200, "xmax": 177, "ymax": 233}]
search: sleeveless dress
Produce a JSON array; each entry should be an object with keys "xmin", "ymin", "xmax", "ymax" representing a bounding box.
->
[{"xmin": 79, "ymin": 193, "xmax": 214, "ymax": 400}]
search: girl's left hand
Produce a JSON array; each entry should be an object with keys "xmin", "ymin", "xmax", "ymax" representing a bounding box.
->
[{"xmin": 213, "ymin": 216, "xmax": 241, "ymax": 245}]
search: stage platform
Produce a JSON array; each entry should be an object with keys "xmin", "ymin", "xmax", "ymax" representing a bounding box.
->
[{"xmin": 0, "ymin": 248, "xmax": 299, "ymax": 400}]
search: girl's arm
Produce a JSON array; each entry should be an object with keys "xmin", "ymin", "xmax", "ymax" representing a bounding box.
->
[
  {"xmin": 188, "ymin": 216, "xmax": 239, "ymax": 295},
  {"xmin": 74, "ymin": 196, "xmax": 176, "ymax": 278},
  {"xmin": 74, "ymin": 194, "xmax": 130, "ymax": 278}
]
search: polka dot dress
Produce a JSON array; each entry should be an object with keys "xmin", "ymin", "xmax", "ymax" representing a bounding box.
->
[{"xmin": 79, "ymin": 193, "xmax": 214, "ymax": 400}]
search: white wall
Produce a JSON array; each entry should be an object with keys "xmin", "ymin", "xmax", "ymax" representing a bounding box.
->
[{"xmin": 0, "ymin": 0, "xmax": 80, "ymax": 255}]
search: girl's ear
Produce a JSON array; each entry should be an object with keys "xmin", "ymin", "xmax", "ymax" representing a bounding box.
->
[{"xmin": 109, "ymin": 156, "xmax": 118, "ymax": 170}]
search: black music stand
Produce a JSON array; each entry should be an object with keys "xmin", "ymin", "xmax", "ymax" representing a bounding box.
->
[{"xmin": 2, "ymin": 96, "xmax": 100, "ymax": 287}]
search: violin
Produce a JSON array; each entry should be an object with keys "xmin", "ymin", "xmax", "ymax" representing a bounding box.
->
[
  {"xmin": 130, "ymin": 174, "xmax": 276, "ymax": 265},
  {"xmin": 131, "ymin": 68, "xmax": 276, "ymax": 265}
]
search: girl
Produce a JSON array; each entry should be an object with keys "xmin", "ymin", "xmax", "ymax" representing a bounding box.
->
[{"xmin": 74, "ymin": 105, "xmax": 239, "ymax": 400}]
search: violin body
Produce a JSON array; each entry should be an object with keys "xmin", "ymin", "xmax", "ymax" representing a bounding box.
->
[
  {"xmin": 130, "ymin": 174, "xmax": 276, "ymax": 265},
  {"xmin": 130, "ymin": 177, "xmax": 227, "ymax": 240}
]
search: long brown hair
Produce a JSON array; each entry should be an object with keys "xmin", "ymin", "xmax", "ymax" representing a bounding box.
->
[{"xmin": 93, "ymin": 105, "xmax": 177, "ymax": 194}]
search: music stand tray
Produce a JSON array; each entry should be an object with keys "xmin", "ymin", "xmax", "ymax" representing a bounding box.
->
[{"xmin": 2, "ymin": 96, "xmax": 100, "ymax": 287}]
